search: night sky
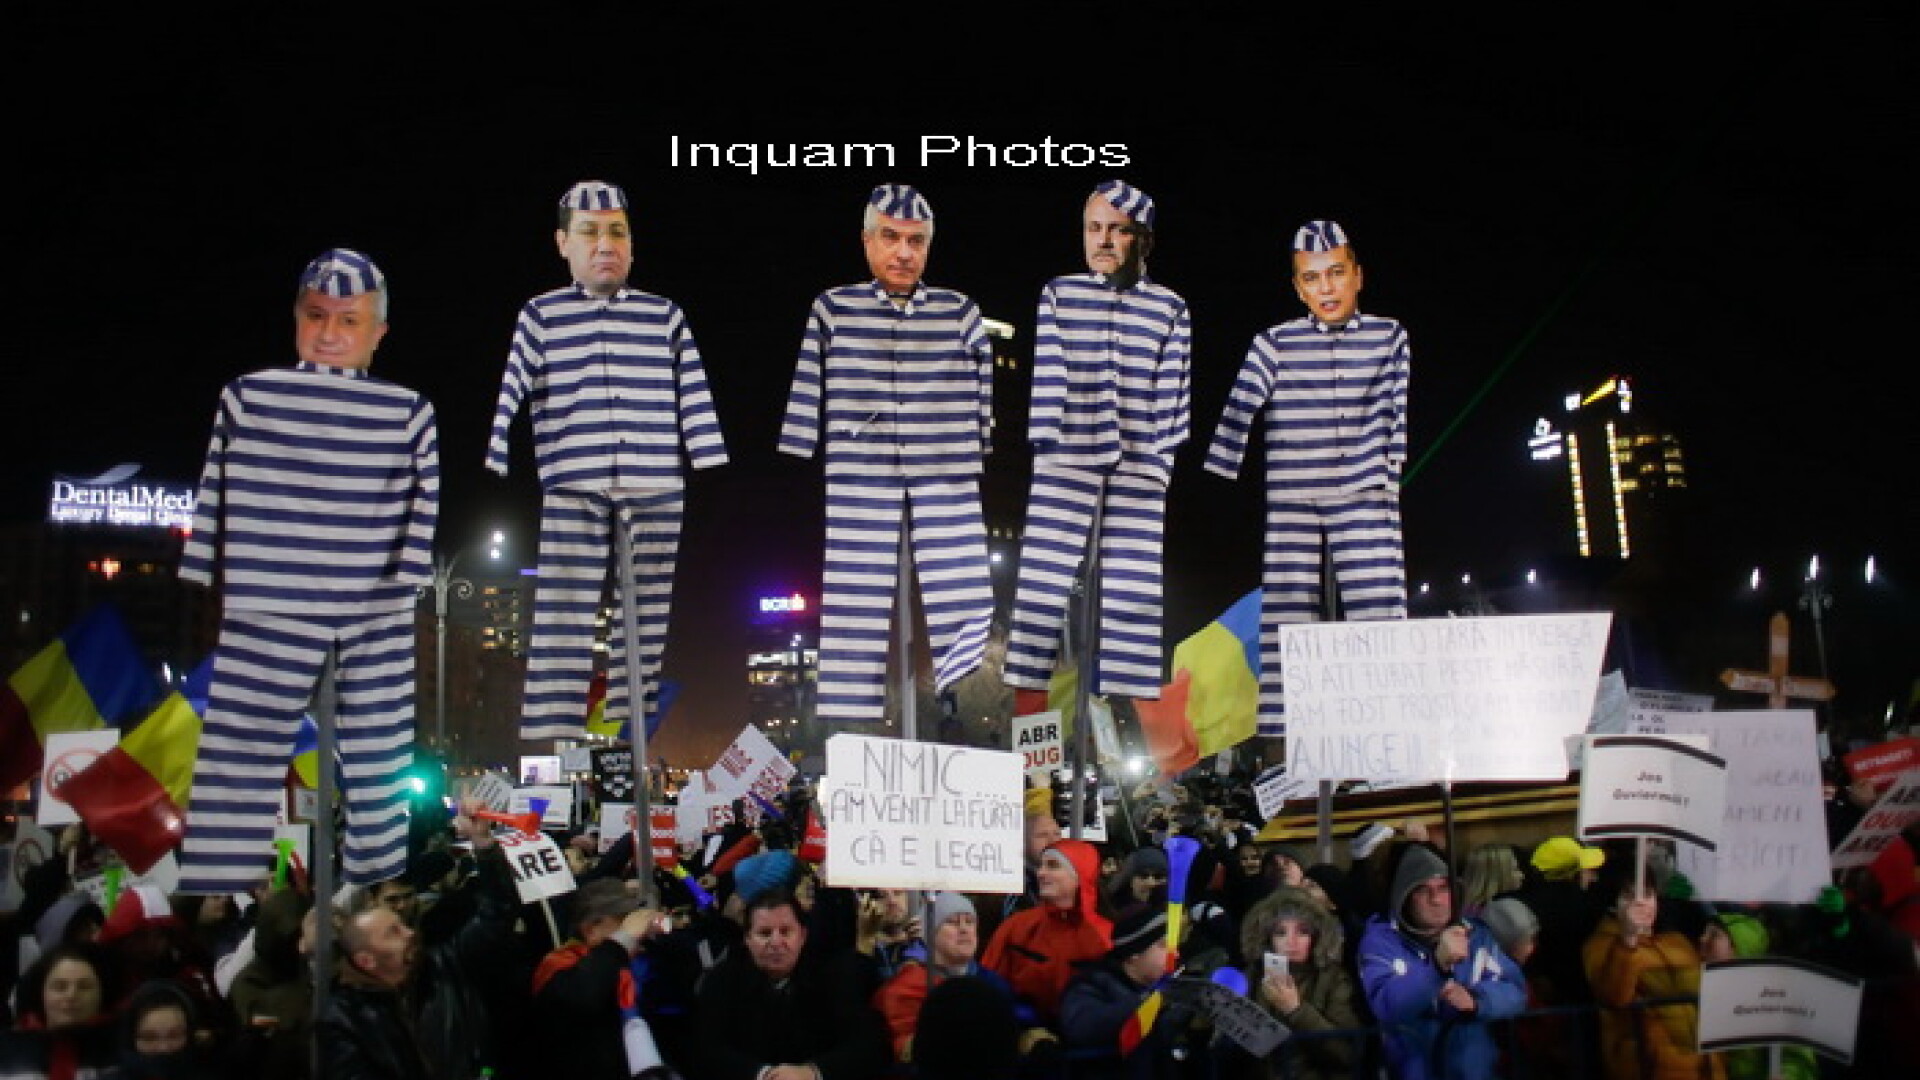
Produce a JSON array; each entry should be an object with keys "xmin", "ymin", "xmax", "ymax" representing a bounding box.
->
[{"xmin": 7, "ymin": 6, "xmax": 1914, "ymax": 762}]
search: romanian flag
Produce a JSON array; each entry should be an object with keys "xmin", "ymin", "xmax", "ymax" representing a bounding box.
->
[
  {"xmin": 59, "ymin": 690, "xmax": 201, "ymax": 874},
  {"xmin": 290, "ymin": 713, "xmax": 320, "ymax": 788},
  {"xmin": 585, "ymin": 671, "xmax": 677, "ymax": 743},
  {"xmin": 0, "ymin": 606, "xmax": 160, "ymax": 794},
  {"xmin": 1118, "ymin": 988, "xmax": 1165, "ymax": 1056},
  {"xmin": 1134, "ymin": 589, "xmax": 1261, "ymax": 778}
]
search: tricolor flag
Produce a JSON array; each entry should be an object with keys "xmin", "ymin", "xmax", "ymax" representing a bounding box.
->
[
  {"xmin": 1135, "ymin": 589, "xmax": 1261, "ymax": 778},
  {"xmin": 1118, "ymin": 988, "xmax": 1165, "ymax": 1056},
  {"xmin": 0, "ymin": 606, "xmax": 161, "ymax": 794},
  {"xmin": 60, "ymin": 684, "xmax": 205, "ymax": 874},
  {"xmin": 584, "ymin": 671, "xmax": 676, "ymax": 743}
]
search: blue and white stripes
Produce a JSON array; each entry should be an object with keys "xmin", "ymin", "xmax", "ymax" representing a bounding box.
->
[
  {"xmin": 177, "ymin": 361, "xmax": 438, "ymax": 894},
  {"xmin": 487, "ymin": 284, "xmax": 728, "ymax": 491},
  {"xmin": 868, "ymin": 183, "xmax": 932, "ymax": 222},
  {"xmin": 297, "ymin": 248, "xmax": 385, "ymax": 299},
  {"xmin": 1204, "ymin": 313, "xmax": 1408, "ymax": 496},
  {"xmin": 180, "ymin": 362, "xmax": 440, "ymax": 613},
  {"xmin": 1206, "ymin": 313, "xmax": 1410, "ymax": 734},
  {"xmin": 561, "ymin": 180, "xmax": 629, "ymax": 212},
  {"xmin": 780, "ymin": 279, "xmax": 997, "ymax": 723},
  {"xmin": 1004, "ymin": 272, "xmax": 1191, "ymax": 698}
]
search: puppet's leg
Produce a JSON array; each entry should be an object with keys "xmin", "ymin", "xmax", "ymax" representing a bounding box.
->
[
  {"xmin": 522, "ymin": 490, "xmax": 613, "ymax": 742},
  {"xmin": 334, "ymin": 605, "xmax": 418, "ymax": 885}
]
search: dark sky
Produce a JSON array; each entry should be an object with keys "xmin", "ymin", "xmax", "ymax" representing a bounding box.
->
[{"xmin": 6, "ymin": 6, "xmax": 1914, "ymax": 760}]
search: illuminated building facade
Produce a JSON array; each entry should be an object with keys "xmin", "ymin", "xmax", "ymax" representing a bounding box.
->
[
  {"xmin": 746, "ymin": 592, "xmax": 818, "ymax": 751},
  {"xmin": 1527, "ymin": 376, "xmax": 1687, "ymax": 559}
]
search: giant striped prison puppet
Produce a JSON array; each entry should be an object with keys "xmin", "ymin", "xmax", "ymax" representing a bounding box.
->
[
  {"xmin": 488, "ymin": 181, "xmax": 729, "ymax": 742},
  {"xmin": 1205, "ymin": 220, "xmax": 1409, "ymax": 735},
  {"xmin": 1003, "ymin": 180, "xmax": 1191, "ymax": 700},
  {"xmin": 777, "ymin": 184, "xmax": 996, "ymax": 725},
  {"xmin": 178, "ymin": 249, "xmax": 439, "ymax": 893}
]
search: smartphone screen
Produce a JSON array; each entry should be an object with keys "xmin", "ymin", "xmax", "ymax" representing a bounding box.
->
[{"xmin": 1264, "ymin": 952, "xmax": 1288, "ymax": 979}]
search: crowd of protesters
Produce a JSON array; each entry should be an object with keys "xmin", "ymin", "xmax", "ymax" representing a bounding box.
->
[{"xmin": 3, "ymin": 757, "xmax": 1918, "ymax": 1080}]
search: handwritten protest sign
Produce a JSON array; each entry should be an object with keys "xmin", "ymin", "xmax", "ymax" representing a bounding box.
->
[
  {"xmin": 1698, "ymin": 958, "xmax": 1863, "ymax": 1065},
  {"xmin": 599, "ymin": 802, "xmax": 636, "ymax": 854},
  {"xmin": 816, "ymin": 734, "xmax": 1021, "ymax": 893},
  {"xmin": 1280, "ymin": 613, "xmax": 1611, "ymax": 783},
  {"xmin": 1013, "ymin": 712, "xmax": 1065, "ymax": 786},
  {"xmin": 497, "ymin": 830, "xmax": 576, "ymax": 904},
  {"xmin": 1830, "ymin": 770, "xmax": 1920, "ymax": 870},
  {"xmin": 461, "ymin": 771, "xmax": 514, "ymax": 813},
  {"xmin": 37, "ymin": 730, "xmax": 119, "ymax": 826},
  {"xmin": 707, "ymin": 725, "xmax": 794, "ymax": 807},
  {"xmin": 1579, "ymin": 735, "xmax": 1727, "ymax": 849},
  {"xmin": 1627, "ymin": 709, "xmax": 1828, "ymax": 902},
  {"xmin": 674, "ymin": 771, "xmax": 734, "ymax": 847}
]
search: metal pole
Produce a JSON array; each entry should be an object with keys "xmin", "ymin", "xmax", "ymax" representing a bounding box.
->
[
  {"xmin": 1314, "ymin": 539, "xmax": 1339, "ymax": 861},
  {"xmin": 311, "ymin": 645, "xmax": 338, "ymax": 1080},
  {"xmin": 613, "ymin": 506, "xmax": 657, "ymax": 906},
  {"xmin": 1068, "ymin": 485, "xmax": 1107, "ymax": 841},
  {"xmin": 435, "ymin": 578, "xmax": 449, "ymax": 756},
  {"xmin": 897, "ymin": 516, "xmax": 917, "ymax": 742}
]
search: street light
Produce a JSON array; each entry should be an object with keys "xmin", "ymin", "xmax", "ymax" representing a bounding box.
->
[{"xmin": 425, "ymin": 554, "xmax": 474, "ymax": 760}]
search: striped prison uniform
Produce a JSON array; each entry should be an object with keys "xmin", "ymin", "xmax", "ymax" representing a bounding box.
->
[
  {"xmin": 778, "ymin": 280, "xmax": 996, "ymax": 725},
  {"xmin": 1205, "ymin": 312, "xmax": 1409, "ymax": 735},
  {"xmin": 488, "ymin": 284, "xmax": 728, "ymax": 743},
  {"xmin": 1003, "ymin": 272, "xmax": 1192, "ymax": 699},
  {"xmin": 177, "ymin": 361, "xmax": 439, "ymax": 893}
]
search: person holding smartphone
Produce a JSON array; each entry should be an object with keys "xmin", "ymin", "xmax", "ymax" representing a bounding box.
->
[{"xmin": 1230, "ymin": 886, "xmax": 1361, "ymax": 1080}]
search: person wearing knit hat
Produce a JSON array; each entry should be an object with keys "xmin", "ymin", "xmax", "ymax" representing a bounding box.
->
[
  {"xmin": 177, "ymin": 247, "xmax": 438, "ymax": 897},
  {"xmin": 1357, "ymin": 843, "xmax": 1527, "ymax": 1079},
  {"xmin": 1003, "ymin": 180, "xmax": 1192, "ymax": 708},
  {"xmin": 777, "ymin": 184, "xmax": 996, "ymax": 733},
  {"xmin": 1058, "ymin": 904, "xmax": 1183, "ymax": 1073},
  {"xmin": 1204, "ymin": 217, "xmax": 1410, "ymax": 736},
  {"xmin": 981, "ymin": 838, "xmax": 1112, "ymax": 1029},
  {"xmin": 874, "ymin": 892, "xmax": 1035, "ymax": 1065},
  {"xmin": 732, "ymin": 848, "xmax": 798, "ymax": 906},
  {"xmin": 1105, "ymin": 844, "xmax": 1171, "ymax": 913},
  {"xmin": 488, "ymin": 179, "xmax": 729, "ymax": 745},
  {"xmin": 1696, "ymin": 912, "xmax": 1819, "ymax": 1080},
  {"xmin": 1481, "ymin": 897, "xmax": 1540, "ymax": 964}
]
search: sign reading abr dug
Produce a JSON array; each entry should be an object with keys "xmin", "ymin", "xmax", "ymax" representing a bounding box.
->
[
  {"xmin": 817, "ymin": 734, "xmax": 1022, "ymax": 894},
  {"xmin": 1280, "ymin": 613, "xmax": 1611, "ymax": 783}
]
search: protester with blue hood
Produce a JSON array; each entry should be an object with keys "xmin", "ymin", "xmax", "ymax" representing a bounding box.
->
[{"xmin": 1357, "ymin": 843, "xmax": 1526, "ymax": 1079}]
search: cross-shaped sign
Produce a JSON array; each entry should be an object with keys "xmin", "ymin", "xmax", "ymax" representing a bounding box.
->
[{"xmin": 1719, "ymin": 612, "xmax": 1834, "ymax": 709}]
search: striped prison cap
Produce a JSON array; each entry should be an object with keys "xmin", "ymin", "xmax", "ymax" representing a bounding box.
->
[
  {"xmin": 868, "ymin": 183, "xmax": 932, "ymax": 222},
  {"xmin": 1292, "ymin": 219, "xmax": 1351, "ymax": 253},
  {"xmin": 1094, "ymin": 179, "xmax": 1156, "ymax": 230},
  {"xmin": 560, "ymin": 180, "xmax": 629, "ymax": 212},
  {"xmin": 298, "ymin": 249, "xmax": 384, "ymax": 297}
]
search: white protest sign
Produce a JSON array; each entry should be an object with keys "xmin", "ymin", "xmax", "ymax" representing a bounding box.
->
[
  {"xmin": 599, "ymin": 802, "xmax": 636, "ymax": 854},
  {"xmin": 674, "ymin": 771, "xmax": 735, "ymax": 847},
  {"xmin": 1280, "ymin": 613, "xmax": 1612, "ymax": 783},
  {"xmin": 707, "ymin": 724, "xmax": 795, "ymax": 806},
  {"xmin": 289, "ymin": 785, "xmax": 319, "ymax": 823},
  {"xmin": 1013, "ymin": 711, "xmax": 1066, "ymax": 786},
  {"xmin": 1830, "ymin": 770, "xmax": 1920, "ymax": 870},
  {"xmin": 0, "ymin": 822, "xmax": 55, "ymax": 913},
  {"xmin": 461, "ymin": 771, "xmax": 514, "ymax": 813},
  {"xmin": 38, "ymin": 730, "xmax": 120, "ymax": 826},
  {"xmin": 1698, "ymin": 958, "xmax": 1863, "ymax": 1065},
  {"xmin": 1627, "ymin": 709, "xmax": 1829, "ymax": 903},
  {"xmin": 1253, "ymin": 766, "xmax": 1315, "ymax": 821},
  {"xmin": 558, "ymin": 745, "xmax": 594, "ymax": 774},
  {"xmin": 817, "ymin": 734, "xmax": 1022, "ymax": 893},
  {"xmin": 1579, "ymin": 735, "xmax": 1727, "ymax": 848},
  {"xmin": 509, "ymin": 786, "xmax": 573, "ymax": 830},
  {"xmin": 496, "ymin": 830, "xmax": 577, "ymax": 903},
  {"xmin": 1628, "ymin": 687, "xmax": 1715, "ymax": 721},
  {"xmin": 75, "ymin": 853, "xmax": 180, "ymax": 908}
]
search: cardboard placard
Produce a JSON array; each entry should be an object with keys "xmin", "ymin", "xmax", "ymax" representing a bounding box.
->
[
  {"xmin": 38, "ymin": 730, "xmax": 120, "ymax": 826},
  {"xmin": 1578, "ymin": 735, "xmax": 1727, "ymax": 849},
  {"xmin": 707, "ymin": 725, "xmax": 795, "ymax": 806},
  {"xmin": 1280, "ymin": 613, "xmax": 1612, "ymax": 783},
  {"xmin": 674, "ymin": 771, "xmax": 735, "ymax": 847},
  {"xmin": 1829, "ymin": 770, "xmax": 1920, "ymax": 870},
  {"xmin": 1253, "ymin": 766, "xmax": 1315, "ymax": 821},
  {"xmin": 1628, "ymin": 709, "xmax": 1830, "ymax": 903},
  {"xmin": 1, "ymin": 823, "xmax": 55, "ymax": 913},
  {"xmin": 592, "ymin": 747, "xmax": 638, "ymax": 803},
  {"xmin": 496, "ymin": 830, "xmax": 577, "ymax": 904},
  {"xmin": 461, "ymin": 771, "xmax": 514, "ymax": 813},
  {"xmin": 1698, "ymin": 958, "xmax": 1863, "ymax": 1064},
  {"xmin": 1012, "ymin": 711, "xmax": 1065, "ymax": 787},
  {"xmin": 817, "ymin": 734, "xmax": 1022, "ymax": 893},
  {"xmin": 1842, "ymin": 737, "xmax": 1920, "ymax": 795}
]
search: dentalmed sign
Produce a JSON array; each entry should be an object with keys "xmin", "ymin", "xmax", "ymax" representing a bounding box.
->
[{"xmin": 48, "ymin": 463, "xmax": 195, "ymax": 529}]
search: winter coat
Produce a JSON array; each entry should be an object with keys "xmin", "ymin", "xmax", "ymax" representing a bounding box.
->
[
  {"xmin": 1582, "ymin": 914, "xmax": 1724, "ymax": 1080},
  {"xmin": 980, "ymin": 838, "xmax": 1113, "ymax": 1027},
  {"xmin": 317, "ymin": 980, "xmax": 431, "ymax": 1080},
  {"xmin": 690, "ymin": 946, "xmax": 890, "ymax": 1080},
  {"xmin": 1357, "ymin": 845, "xmax": 1527, "ymax": 1080},
  {"xmin": 871, "ymin": 960, "xmax": 1021, "ymax": 1062}
]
